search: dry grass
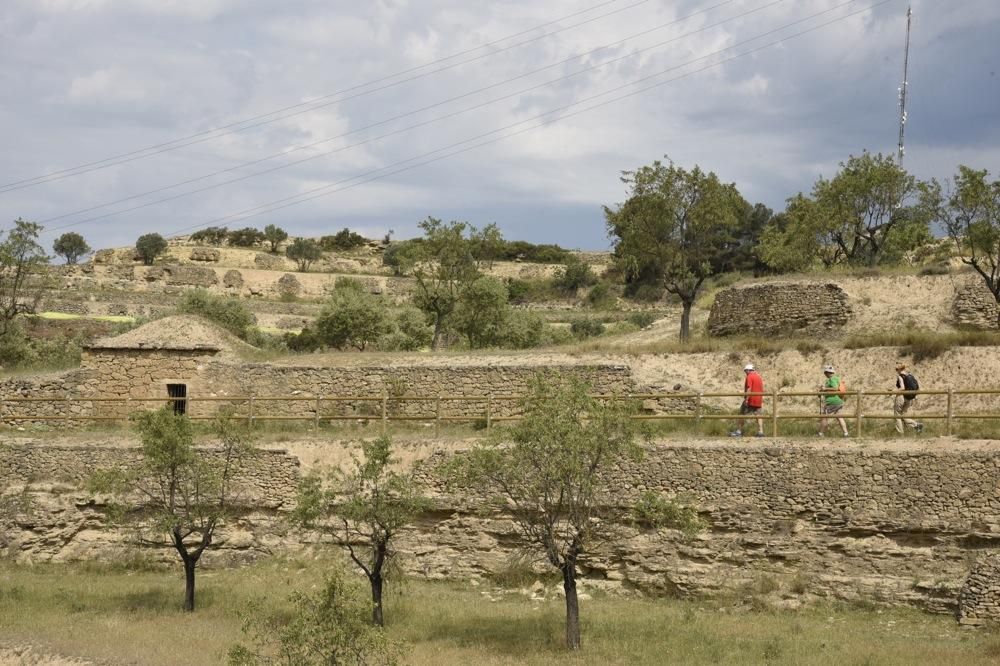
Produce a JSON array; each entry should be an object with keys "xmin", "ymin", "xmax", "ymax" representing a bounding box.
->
[{"xmin": 0, "ymin": 558, "xmax": 997, "ymax": 665}]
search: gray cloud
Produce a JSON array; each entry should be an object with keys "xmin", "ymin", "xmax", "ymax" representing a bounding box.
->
[{"xmin": 0, "ymin": 0, "xmax": 997, "ymax": 251}]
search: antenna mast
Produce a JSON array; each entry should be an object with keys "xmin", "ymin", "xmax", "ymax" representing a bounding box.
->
[{"xmin": 896, "ymin": 5, "xmax": 912, "ymax": 166}]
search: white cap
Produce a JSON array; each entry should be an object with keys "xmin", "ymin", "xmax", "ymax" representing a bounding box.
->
[
  {"xmin": 743, "ymin": 364, "xmax": 755, "ymax": 371},
  {"xmin": 823, "ymin": 365, "xmax": 835, "ymax": 374}
]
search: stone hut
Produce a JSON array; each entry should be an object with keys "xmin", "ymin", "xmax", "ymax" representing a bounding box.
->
[
  {"xmin": 708, "ymin": 281, "xmax": 852, "ymax": 337},
  {"xmin": 81, "ymin": 315, "xmax": 243, "ymax": 418}
]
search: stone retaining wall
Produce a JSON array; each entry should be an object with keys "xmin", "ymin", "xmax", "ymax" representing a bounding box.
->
[
  {"xmin": 958, "ymin": 555, "xmax": 1000, "ymax": 624},
  {"xmin": 708, "ymin": 282, "xmax": 852, "ymax": 337},
  {"xmin": 952, "ymin": 279, "xmax": 999, "ymax": 329},
  {"xmin": 4, "ymin": 438, "xmax": 998, "ymax": 613}
]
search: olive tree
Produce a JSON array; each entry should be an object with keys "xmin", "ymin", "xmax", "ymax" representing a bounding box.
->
[
  {"xmin": 135, "ymin": 233, "xmax": 168, "ymax": 265},
  {"xmin": 262, "ymin": 224, "xmax": 288, "ymax": 253},
  {"xmin": 938, "ymin": 166, "xmax": 1000, "ymax": 327},
  {"xmin": 314, "ymin": 279, "xmax": 392, "ymax": 351},
  {"xmin": 90, "ymin": 408, "xmax": 257, "ymax": 611},
  {"xmin": 52, "ymin": 232, "xmax": 91, "ymax": 265},
  {"xmin": 286, "ymin": 238, "xmax": 323, "ymax": 272},
  {"xmin": 605, "ymin": 160, "xmax": 746, "ymax": 341},
  {"xmin": 452, "ymin": 275, "xmax": 510, "ymax": 348},
  {"xmin": 293, "ymin": 436, "xmax": 426, "ymax": 627},
  {"xmin": 0, "ymin": 218, "xmax": 49, "ymax": 337},
  {"xmin": 404, "ymin": 217, "xmax": 480, "ymax": 350},
  {"xmin": 453, "ymin": 374, "xmax": 698, "ymax": 650}
]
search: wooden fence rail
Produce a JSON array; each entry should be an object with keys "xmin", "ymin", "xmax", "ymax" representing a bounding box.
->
[{"xmin": 2, "ymin": 389, "xmax": 1000, "ymax": 437}]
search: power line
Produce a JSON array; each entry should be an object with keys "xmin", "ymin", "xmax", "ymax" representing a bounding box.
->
[
  {"xmin": 42, "ymin": 0, "xmax": 761, "ymax": 230},
  {"xmin": 0, "ymin": 0, "xmax": 656, "ymax": 193},
  {"xmin": 161, "ymin": 0, "xmax": 896, "ymax": 238}
]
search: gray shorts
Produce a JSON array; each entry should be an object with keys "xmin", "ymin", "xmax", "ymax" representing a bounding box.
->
[
  {"xmin": 740, "ymin": 404, "xmax": 762, "ymax": 415},
  {"xmin": 822, "ymin": 403, "xmax": 843, "ymax": 415}
]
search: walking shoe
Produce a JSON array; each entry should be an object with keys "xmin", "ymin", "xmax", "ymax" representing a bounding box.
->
[
  {"xmin": 842, "ymin": 432, "xmax": 850, "ymax": 438},
  {"xmin": 915, "ymin": 423, "xmax": 924, "ymax": 433},
  {"xmin": 729, "ymin": 430, "xmax": 742, "ymax": 437},
  {"xmin": 755, "ymin": 432, "xmax": 766, "ymax": 438},
  {"xmin": 816, "ymin": 432, "xmax": 825, "ymax": 437}
]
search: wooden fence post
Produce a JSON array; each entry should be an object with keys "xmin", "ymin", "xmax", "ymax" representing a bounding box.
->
[
  {"xmin": 248, "ymin": 396, "xmax": 255, "ymax": 426},
  {"xmin": 947, "ymin": 389, "xmax": 954, "ymax": 437},
  {"xmin": 435, "ymin": 396, "xmax": 442, "ymax": 438},
  {"xmin": 771, "ymin": 389, "xmax": 779, "ymax": 438},
  {"xmin": 695, "ymin": 391, "xmax": 703, "ymax": 435},
  {"xmin": 381, "ymin": 392, "xmax": 388, "ymax": 435},
  {"xmin": 855, "ymin": 390, "xmax": 864, "ymax": 438},
  {"xmin": 314, "ymin": 396, "xmax": 321, "ymax": 431},
  {"xmin": 486, "ymin": 394, "xmax": 493, "ymax": 432}
]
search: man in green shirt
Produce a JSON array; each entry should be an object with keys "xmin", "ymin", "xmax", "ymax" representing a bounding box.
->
[{"xmin": 818, "ymin": 365, "xmax": 849, "ymax": 438}]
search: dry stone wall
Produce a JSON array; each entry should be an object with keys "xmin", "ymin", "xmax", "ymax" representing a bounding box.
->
[
  {"xmin": 951, "ymin": 279, "xmax": 999, "ymax": 329},
  {"xmin": 4, "ymin": 438, "xmax": 999, "ymax": 614},
  {"xmin": 958, "ymin": 556, "xmax": 1000, "ymax": 624},
  {"xmin": 708, "ymin": 282, "xmax": 852, "ymax": 337}
]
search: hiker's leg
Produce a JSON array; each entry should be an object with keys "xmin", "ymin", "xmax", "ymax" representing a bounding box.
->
[
  {"xmin": 894, "ymin": 398, "xmax": 905, "ymax": 434},
  {"xmin": 838, "ymin": 416, "xmax": 848, "ymax": 435},
  {"xmin": 899, "ymin": 399, "xmax": 919, "ymax": 430}
]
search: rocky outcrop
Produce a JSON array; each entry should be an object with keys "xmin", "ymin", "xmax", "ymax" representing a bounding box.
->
[
  {"xmin": 254, "ymin": 253, "xmax": 285, "ymax": 271},
  {"xmin": 708, "ymin": 282, "xmax": 852, "ymax": 337},
  {"xmin": 951, "ymin": 279, "xmax": 999, "ymax": 329},
  {"xmin": 223, "ymin": 269, "xmax": 244, "ymax": 289},
  {"xmin": 143, "ymin": 265, "xmax": 218, "ymax": 288},
  {"xmin": 189, "ymin": 248, "xmax": 221, "ymax": 262},
  {"xmin": 276, "ymin": 273, "xmax": 302, "ymax": 298}
]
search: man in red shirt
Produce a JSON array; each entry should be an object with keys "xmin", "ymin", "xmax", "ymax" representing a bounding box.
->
[{"xmin": 731, "ymin": 363, "xmax": 765, "ymax": 438}]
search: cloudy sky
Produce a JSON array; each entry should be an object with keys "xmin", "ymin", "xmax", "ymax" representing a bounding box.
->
[{"xmin": 1, "ymin": 0, "xmax": 998, "ymax": 251}]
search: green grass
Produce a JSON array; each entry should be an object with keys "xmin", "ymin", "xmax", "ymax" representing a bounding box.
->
[{"xmin": 0, "ymin": 558, "xmax": 996, "ymax": 665}]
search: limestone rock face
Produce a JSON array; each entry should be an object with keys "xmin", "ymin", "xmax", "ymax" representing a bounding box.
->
[
  {"xmin": 276, "ymin": 273, "xmax": 302, "ymax": 298},
  {"xmin": 190, "ymin": 248, "xmax": 221, "ymax": 262},
  {"xmin": 254, "ymin": 253, "xmax": 285, "ymax": 271},
  {"xmin": 952, "ymin": 279, "xmax": 999, "ymax": 329},
  {"xmin": 223, "ymin": 269, "xmax": 244, "ymax": 289},
  {"xmin": 708, "ymin": 282, "xmax": 852, "ymax": 337}
]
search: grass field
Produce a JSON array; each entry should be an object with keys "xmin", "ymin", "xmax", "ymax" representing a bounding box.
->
[{"xmin": 0, "ymin": 558, "xmax": 997, "ymax": 665}]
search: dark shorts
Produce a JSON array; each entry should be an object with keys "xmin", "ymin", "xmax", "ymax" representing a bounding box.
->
[
  {"xmin": 740, "ymin": 404, "xmax": 762, "ymax": 415},
  {"xmin": 822, "ymin": 404, "xmax": 843, "ymax": 415}
]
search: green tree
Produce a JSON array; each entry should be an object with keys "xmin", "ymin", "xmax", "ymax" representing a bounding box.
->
[
  {"xmin": 0, "ymin": 218, "xmax": 49, "ymax": 337},
  {"xmin": 378, "ymin": 306, "xmax": 433, "ymax": 351},
  {"xmin": 553, "ymin": 256, "xmax": 598, "ymax": 295},
  {"xmin": 176, "ymin": 289, "xmax": 257, "ymax": 340},
  {"xmin": 498, "ymin": 309, "xmax": 545, "ymax": 349},
  {"xmin": 470, "ymin": 222, "xmax": 505, "ymax": 269},
  {"xmin": 262, "ymin": 224, "xmax": 288, "ymax": 253},
  {"xmin": 52, "ymin": 232, "xmax": 91, "ymax": 265},
  {"xmin": 938, "ymin": 166, "xmax": 1000, "ymax": 327},
  {"xmin": 404, "ymin": 217, "xmax": 480, "ymax": 350},
  {"xmin": 452, "ymin": 276, "xmax": 509, "ymax": 348},
  {"xmin": 453, "ymin": 374, "xmax": 694, "ymax": 650},
  {"xmin": 190, "ymin": 226, "xmax": 229, "ymax": 245},
  {"xmin": 314, "ymin": 279, "xmax": 392, "ymax": 351},
  {"xmin": 293, "ymin": 436, "xmax": 427, "ymax": 627},
  {"xmin": 321, "ymin": 228, "xmax": 369, "ymax": 251},
  {"xmin": 89, "ymin": 408, "xmax": 257, "ymax": 612},
  {"xmin": 286, "ymin": 238, "xmax": 323, "ymax": 272},
  {"xmin": 135, "ymin": 233, "xmax": 168, "ymax": 266},
  {"xmin": 605, "ymin": 160, "xmax": 746, "ymax": 341},
  {"xmin": 758, "ymin": 152, "xmax": 935, "ymax": 269},
  {"xmin": 228, "ymin": 227, "xmax": 265, "ymax": 248}
]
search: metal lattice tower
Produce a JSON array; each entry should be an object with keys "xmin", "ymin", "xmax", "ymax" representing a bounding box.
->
[{"xmin": 897, "ymin": 5, "xmax": 913, "ymax": 166}]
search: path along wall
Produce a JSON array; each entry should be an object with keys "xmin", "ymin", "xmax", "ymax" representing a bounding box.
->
[
  {"xmin": 708, "ymin": 282, "xmax": 852, "ymax": 337},
  {"xmin": 4, "ymin": 438, "xmax": 999, "ymax": 615}
]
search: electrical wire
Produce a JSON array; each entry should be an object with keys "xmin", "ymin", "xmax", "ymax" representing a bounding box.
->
[
  {"xmin": 159, "ymin": 0, "xmax": 896, "ymax": 238},
  {"xmin": 40, "ymin": 0, "xmax": 755, "ymax": 230},
  {"xmin": 0, "ymin": 0, "xmax": 657, "ymax": 193}
]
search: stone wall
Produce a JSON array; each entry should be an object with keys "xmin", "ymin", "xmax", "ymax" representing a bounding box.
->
[
  {"xmin": 708, "ymin": 282, "xmax": 852, "ymax": 337},
  {"xmin": 952, "ymin": 279, "xmax": 999, "ymax": 329},
  {"xmin": 5, "ymin": 438, "xmax": 998, "ymax": 614},
  {"xmin": 958, "ymin": 555, "xmax": 1000, "ymax": 625}
]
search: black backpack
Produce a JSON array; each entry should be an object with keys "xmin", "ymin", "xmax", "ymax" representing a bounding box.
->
[{"xmin": 902, "ymin": 373, "xmax": 919, "ymax": 397}]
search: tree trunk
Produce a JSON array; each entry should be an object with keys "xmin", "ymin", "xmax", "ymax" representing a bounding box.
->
[
  {"xmin": 183, "ymin": 556, "xmax": 197, "ymax": 612},
  {"xmin": 431, "ymin": 314, "xmax": 444, "ymax": 351},
  {"xmin": 561, "ymin": 562, "xmax": 581, "ymax": 650},
  {"xmin": 370, "ymin": 572, "xmax": 384, "ymax": 627},
  {"xmin": 679, "ymin": 300, "xmax": 693, "ymax": 343}
]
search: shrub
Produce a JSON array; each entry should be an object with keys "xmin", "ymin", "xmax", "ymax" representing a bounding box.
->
[
  {"xmin": 540, "ymin": 324, "xmax": 574, "ymax": 347},
  {"xmin": 500, "ymin": 240, "xmax": 569, "ymax": 263},
  {"xmin": 499, "ymin": 309, "xmax": 546, "ymax": 349},
  {"xmin": 553, "ymin": 257, "xmax": 597, "ymax": 294},
  {"xmin": 587, "ymin": 282, "xmax": 617, "ymax": 309},
  {"xmin": 625, "ymin": 283, "xmax": 666, "ymax": 303},
  {"xmin": 379, "ymin": 307, "xmax": 433, "ymax": 351},
  {"xmin": 189, "ymin": 226, "xmax": 229, "ymax": 245},
  {"xmin": 453, "ymin": 276, "xmax": 509, "ymax": 348},
  {"xmin": 227, "ymin": 227, "xmax": 264, "ymax": 248},
  {"xmin": 134, "ymin": 233, "xmax": 168, "ymax": 266},
  {"xmin": 918, "ymin": 263, "xmax": 950, "ymax": 276},
  {"xmin": 320, "ymin": 228, "xmax": 368, "ymax": 251},
  {"xmin": 315, "ymin": 279, "xmax": 392, "ymax": 351},
  {"xmin": 628, "ymin": 312, "xmax": 657, "ymax": 329},
  {"xmin": 381, "ymin": 240, "xmax": 420, "ymax": 276},
  {"xmin": 176, "ymin": 289, "xmax": 256, "ymax": 340},
  {"xmin": 284, "ymin": 326, "xmax": 323, "ymax": 352},
  {"xmin": 570, "ymin": 317, "xmax": 605, "ymax": 339},
  {"xmin": 504, "ymin": 277, "xmax": 559, "ymax": 304},
  {"xmin": 285, "ymin": 238, "xmax": 323, "ymax": 272},
  {"xmin": 0, "ymin": 325, "xmax": 82, "ymax": 371}
]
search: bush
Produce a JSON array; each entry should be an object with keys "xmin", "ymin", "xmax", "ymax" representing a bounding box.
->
[
  {"xmin": 625, "ymin": 283, "xmax": 666, "ymax": 303},
  {"xmin": 553, "ymin": 257, "xmax": 597, "ymax": 294},
  {"xmin": 918, "ymin": 263, "xmax": 950, "ymax": 276},
  {"xmin": 134, "ymin": 233, "xmax": 168, "ymax": 266},
  {"xmin": 315, "ymin": 279, "xmax": 392, "ymax": 351},
  {"xmin": 176, "ymin": 289, "xmax": 257, "ymax": 340},
  {"xmin": 499, "ymin": 310, "xmax": 546, "ymax": 349},
  {"xmin": 0, "ymin": 326, "xmax": 82, "ymax": 371},
  {"xmin": 284, "ymin": 326, "xmax": 323, "ymax": 352},
  {"xmin": 382, "ymin": 240, "xmax": 420, "ymax": 276},
  {"xmin": 570, "ymin": 318, "xmax": 605, "ymax": 339},
  {"xmin": 587, "ymin": 282, "xmax": 617, "ymax": 309},
  {"xmin": 227, "ymin": 227, "xmax": 264, "ymax": 248},
  {"xmin": 190, "ymin": 226, "xmax": 229, "ymax": 245},
  {"xmin": 378, "ymin": 307, "xmax": 433, "ymax": 351},
  {"xmin": 500, "ymin": 240, "xmax": 569, "ymax": 263},
  {"xmin": 453, "ymin": 276, "xmax": 509, "ymax": 349},
  {"xmin": 320, "ymin": 228, "xmax": 368, "ymax": 252},
  {"xmin": 627, "ymin": 312, "xmax": 658, "ymax": 329}
]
